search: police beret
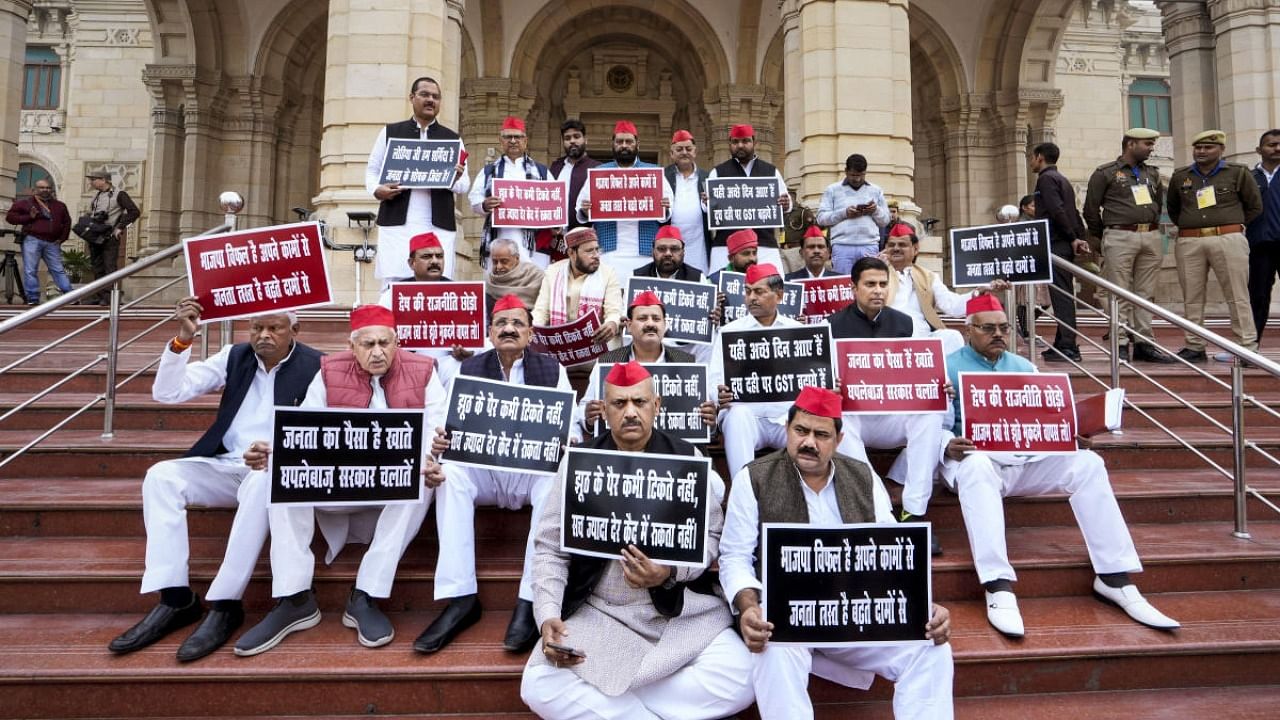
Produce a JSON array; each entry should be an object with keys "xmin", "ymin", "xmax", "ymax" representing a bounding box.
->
[
  {"xmin": 1124, "ymin": 127, "xmax": 1160, "ymax": 140},
  {"xmin": 1191, "ymin": 129, "xmax": 1227, "ymax": 146}
]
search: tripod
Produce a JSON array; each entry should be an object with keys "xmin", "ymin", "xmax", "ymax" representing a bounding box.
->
[{"xmin": 0, "ymin": 229, "xmax": 22, "ymax": 304}]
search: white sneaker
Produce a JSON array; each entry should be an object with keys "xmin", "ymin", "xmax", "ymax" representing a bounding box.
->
[
  {"xmin": 1093, "ymin": 577, "xmax": 1181, "ymax": 630},
  {"xmin": 985, "ymin": 590, "xmax": 1025, "ymax": 638}
]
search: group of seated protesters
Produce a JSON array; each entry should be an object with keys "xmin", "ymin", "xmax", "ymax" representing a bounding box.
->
[{"xmin": 108, "ymin": 226, "xmax": 1179, "ymax": 719}]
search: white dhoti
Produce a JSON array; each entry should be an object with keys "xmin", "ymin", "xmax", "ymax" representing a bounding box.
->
[
  {"xmin": 140, "ymin": 456, "xmax": 271, "ymax": 601},
  {"xmin": 435, "ymin": 464, "xmax": 552, "ymax": 601},
  {"xmin": 954, "ymin": 450, "xmax": 1142, "ymax": 584},
  {"xmin": 520, "ymin": 627, "xmax": 754, "ymax": 720},
  {"xmin": 837, "ymin": 412, "xmax": 950, "ymax": 516},
  {"xmin": 709, "ymin": 246, "xmax": 782, "ymax": 274},
  {"xmin": 268, "ymin": 481, "xmax": 433, "ymax": 599},
  {"xmin": 720, "ymin": 405, "xmax": 788, "ymax": 479},
  {"xmin": 752, "ymin": 641, "xmax": 954, "ymax": 720}
]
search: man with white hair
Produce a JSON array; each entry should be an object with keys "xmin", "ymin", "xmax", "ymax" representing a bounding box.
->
[
  {"xmin": 485, "ymin": 236, "xmax": 546, "ymax": 312},
  {"xmin": 108, "ymin": 300, "xmax": 322, "ymax": 662},
  {"xmin": 234, "ymin": 305, "xmax": 447, "ymax": 655}
]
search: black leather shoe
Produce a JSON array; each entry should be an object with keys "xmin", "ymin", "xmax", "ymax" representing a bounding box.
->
[
  {"xmin": 899, "ymin": 510, "xmax": 942, "ymax": 556},
  {"xmin": 1176, "ymin": 347, "xmax": 1207, "ymax": 364},
  {"xmin": 1115, "ymin": 345, "xmax": 1129, "ymax": 362},
  {"xmin": 503, "ymin": 599, "xmax": 540, "ymax": 652},
  {"xmin": 108, "ymin": 595, "xmax": 203, "ymax": 654},
  {"xmin": 414, "ymin": 594, "xmax": 482, "ymax": 654},
  {"xmin": 1043, "ymin": 347, "xmax": 1082, "ymax": 363},
  {"xmin": 1133, "ymin": 343, "xmax": 1175, "ymax": 364},
  {"xmin": 176, "ymin": 604, "xmax": 244, "ymax": 662}
]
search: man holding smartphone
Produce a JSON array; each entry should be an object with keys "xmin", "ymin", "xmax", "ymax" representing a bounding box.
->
[{"xmin": 816, "ymin": 153, "xmax": 891, "ymax": 274}]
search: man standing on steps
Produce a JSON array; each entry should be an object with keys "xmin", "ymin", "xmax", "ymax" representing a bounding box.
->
[
  {"xmin": 718, "ymin": 386, "xmax": 954, "ymax": 720},
  {"xmin": 108, "ymin": 300, "xmax": 322, "ymax": 662},
  {"xmin": 521, "ymin": 361, "xmax": 754, "ymax": 719},
  {"xmin": 828, "ymin": 257, "xmax": 952, "ymax": 556},
  {"xmin": 414, "ymin": 294, "xmax": 582, "ymax": 656},
  {"xmin": 944, "ymin": 294, "xmax": 1179, "ymax": 638},
  {"xmin": 1030, "ymin": 142, "xmax": 1089, "ymax": 363},
  {"xmin": 234, "ymin": 305, "xmax": 447, "ymax": 656},
  {"xmin": 664, "ymin": 130, "xmax": 711, "ymax": 273},
  {"xmin": 365, "ymin": 77, "xmax": 470, "ymax": 284},
  {"xmin": 1247, "ymin": 129, "xmax": 1280, "ymax": 348},
  {"xmin": 5, "ymin": 178, "xmax": 71, "ymax": 305},
  {"xmin": 706, "ymin": 124, "xmax": 791, "ymax": 271},
  {"xmin": 469, "ymin": 116, "xmax": 552, "ymax": 270},
  {"xmin": 816, "ymin": 153, "xmax": 890, "ymax": 274},
  {"xmin": 1082, "ymin": 128, "xmax": 1176, "ymax": 364}
]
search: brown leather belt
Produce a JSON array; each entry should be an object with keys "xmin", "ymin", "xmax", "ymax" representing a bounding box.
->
[
  {"xmin": 1107, "ymin": 224, "xmax": 1157, "ymax": 232},
  {"xmin": 1179, "ymin": 224, "xmax": 1245, "ymax": 237}
]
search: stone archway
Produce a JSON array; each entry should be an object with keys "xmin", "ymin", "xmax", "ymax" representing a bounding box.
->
[{"xmin": 909, "ymin": 4, "xmax": 970, "ymax": 229}]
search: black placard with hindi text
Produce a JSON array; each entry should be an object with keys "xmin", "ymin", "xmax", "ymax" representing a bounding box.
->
[
  {"xmin": 593, "ymin": 363, "xmax": 711, "ymax": 443},
  {"xmin": 720, "ymin": 324, "xmax": 835, "ymax": 403},
  {"xmin": 717, "ymin": 270, "xmax": 805, "ymax": 323},
  {"xmin": 706, "ymin": 177, "xmax": 785, "ymax": 231},
  {"xmin": 949, "ymin": 219, "xmax": 1053, "ymax": 287},
  {"xmin": 378, "ymin": 138, "xmax": 462, "ymax": 189},
  {"xmin": 625, "ymin": 276, "xmax": 716, "ymax": 345}
]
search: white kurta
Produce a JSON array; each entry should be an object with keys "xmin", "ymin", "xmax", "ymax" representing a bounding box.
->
[
  {"xmin": 669, "ymin": 168, "xmax": 708, "ymax": 273},
  {"xmin": 468, "ymin": 155, "xmax": 551, "ymax": 270}
]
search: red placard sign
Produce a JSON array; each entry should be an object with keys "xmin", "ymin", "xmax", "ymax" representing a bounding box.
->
[
  {"xmin": 959, "ymin": 371, "xmax": 1078, "ymax": 454},
  {"xmin": 586, "ymin": 167, "xmax": 664, "ymax": 222},
  {"xmin": 184, "ymin": 221, "xmax": 332, "ymax": 324},
  {"xmin": 492, "ymin": 178, "xmax": 569, "ymax": 229},
  {"xmin": 837, "ymin": 338, "xmax": 949, "ymax": 414},
  {"xmin": 798, "ymin": 275, "xmax": 855, "ymax": 324},
  {"xmin": 390, "ymin": 281, "xmax": 486, "ymax": 350},
  {"xmin": 531, "ymin": 311, "xmax": 610, "ymax": 366}
]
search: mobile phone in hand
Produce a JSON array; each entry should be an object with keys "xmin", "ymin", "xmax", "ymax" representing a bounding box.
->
[{"xmin": 546, "ymin": 641, "xmax": 586, "ymax": 658}]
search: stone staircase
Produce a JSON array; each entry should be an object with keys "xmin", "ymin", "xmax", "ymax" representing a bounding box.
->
[{"xmin": 2, "ymin": 309, "xmax": 1280, "ymax": 719}]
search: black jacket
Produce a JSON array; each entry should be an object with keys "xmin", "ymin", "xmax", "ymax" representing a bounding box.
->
[{"xmin": 827, "ymin": 303, "xmax": 913, "ymax": 339}]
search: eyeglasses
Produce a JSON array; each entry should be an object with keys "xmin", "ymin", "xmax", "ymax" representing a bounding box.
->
[
  {"xmin": 501, "ymin": 135, "xmax": 525, "ymax": 142},
  {"xmin": 970, "ymin": 323, "xmax": 1012, "ymax": 335},
  {"xmin": 493, "ymin": 318, "xmax": 529, "ymax": 330}
]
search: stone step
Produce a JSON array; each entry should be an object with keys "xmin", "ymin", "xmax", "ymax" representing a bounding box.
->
[
  {"xmin": 3, "ymin": 589, "xmax": 1278, "ymax": 718},
  {"xmin": 2, "ymin": 521, "xmax": 1277, "ymax": 614}
]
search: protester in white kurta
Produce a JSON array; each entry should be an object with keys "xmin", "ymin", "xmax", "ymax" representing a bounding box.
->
[
  {"xmin": 718, "ymin": 386, "xmax": 954, "ymax": 720},
  {"xmin": 468, "ymin": 116, "xmax": 551, "ymax": 270},
  {"xmin": 711, "ymin": 263, "xmax": 805, "ymax": 479}
]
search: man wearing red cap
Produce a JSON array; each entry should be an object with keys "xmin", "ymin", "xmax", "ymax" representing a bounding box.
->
[
  {"xmin": 785, "ymin": 225, "xmax": 835, "ymax": 279},
  {"xmin": 522, "ymin": 361, "xmax": 753, "ymax": 719},
  {"xmin": 817, "ymin": 153, "xmax": 891, "ymax": 274},
  {"xmin": 235, "ymin": 304, "xmax": 449, "ymax": 656},
  {"xmin": 532, "ymin": 227, "xmax": 624, "ymax": 350},
  {"xmin": 633, "ymin": 225, "xmax": 705, "ymax": 282},
  {"xmin": 720, "ymin": 385, "xmax": 955, "ymax": 719},
  {"xmin": 880, "ymin": 222, "xmax": 1007, "ymax": 356},
  {"xmin": 711, "ymin": 263, "xmax": 805, "ymax": 478},
  {"xmin": 365, "ymin": 77, "xmax": 470, "ymax": 282},
  {"xmin": 108, "ymin": 302, "xmax": 321, "ymax": 662},
  {"xmin": 706, "ymin": 124, "xmax": 791, "ymax": 271},
  {"xmin": 664, "ymin": 129, "xmax": 711, "ymax": 272},
  {"xmin": 469, "ymin": 115, "xmax": 554, "ymax": 270},
  {"xmin": 576, "ymin": 120, "xmax": 675, "ymax": 279},
  {"xmin": 418, "ymin": 294, "xmax": 584, "ymax": 656},
  {"xmin": 377, "ymin": 231, "xmax": 473, "ymax": 387},
  {"xmin": 942, "ymin": 294, "xmax": 1178, "ymax": 638}
]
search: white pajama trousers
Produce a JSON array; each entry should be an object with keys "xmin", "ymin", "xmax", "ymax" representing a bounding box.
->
[
  {"xmin": 141, "ymin": 456, "xmax": 271, "ymax": 601},
  {"xmin": 520, "ymin": 628, "xmax": 754, "ymax": 720},
  {"xmin": 721, "ymin": 406, "xmax": 788, "ymax": 479},
  {"xmin": 954, "ymin": 451, "xmax": 1142, "ymax": 584},
  {"xmin": 837, "ymin": 412, "xmax": 948, "ymax": 516},
  {"xmin": 434, "ymin": 464, "xmax": 552, "ymax": 601},
  {"xmin": 268, "ymin": 482, "xmax": 432, "ymax": 598},
  {"xmin": 753, "ymin": 641, "xmax": 954, "ymax": 720}
]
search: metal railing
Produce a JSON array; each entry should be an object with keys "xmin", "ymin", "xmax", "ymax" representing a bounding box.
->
[
  {"xmin": 0, "ymin": 221, "xmax": 234, "ymax": 471},
  {"xmin": 1028, "ymin": 255, "xmax": 1280, "ymax": 540}
]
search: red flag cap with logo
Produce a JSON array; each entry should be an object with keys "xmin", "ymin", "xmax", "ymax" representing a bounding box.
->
[
  {"xmin": 630, "ymin": 290, "xmax": 664, "ymax": 310},
  {"xmin": 794, "ymin": 385, "xmax": 842, "ymax": 420},
  {"xmin": 613, "ymin": 120, "xmax": 638, "ymax": 137},
  {"xmin": 745, "ymin": 263, "xmax": 780, "ymax": 285},
  {"xmin": 888, "ymin": 223, "xmax": 915, "ymax": 238},
  {"xmin": 501, "ymin": 116, "xmax": 526, "ymax": 133},
  {"xmin": 729, "ymin": 124, "xmax": 755, "ymax": 139},
  {"xmin": 655, "ymin": 225, "xmax": 683, "ymax": 243},
  {"xmin": 670, "ymin": 129, "xmax": 694, "ymax": 144},
  {"xmin": 350, "ymin": 305, "xmax": 395, "ymax": 331},
  {"xmin": 965, "ymin": 293, "xmax": 1004, "ymax": 316},
  {"xmin": 726, "ymin": 228, "xmax": 758, "ymax": 255},
  {"xmin": 803, "ymin": 225, "xmax": 824, "ymax": 239},
  {"xmin": 492, "ymin": 294, "xmax": 527, "ymax": 315},
  {"xmin": 605, "ymin": 359, "xmax": 651, "ymax": 387},
  {"xmin": 410, "ymin": 232, "xmax": 442, "ymax": 253}
]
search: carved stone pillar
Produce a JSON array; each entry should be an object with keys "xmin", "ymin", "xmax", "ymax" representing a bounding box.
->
[
  {"xmin": 0, "ymin": 0, "xmax": 34, "ymax": 207},
  {"xmin": 1160, "ymin": 2, "xmax": 1218, "ymax": 164}
]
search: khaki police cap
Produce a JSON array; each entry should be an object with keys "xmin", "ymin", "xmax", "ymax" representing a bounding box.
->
[
  {"xmin": 1191, "ymin": 129, "xmax": 1227, "ymax": 146},
  {"xmin": 1124, "ymin": 127, "xmax": 1159, "ymax": 140}
]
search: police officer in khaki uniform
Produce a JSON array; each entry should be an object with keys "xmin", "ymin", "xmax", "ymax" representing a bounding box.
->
[
  {"xmin": 1167, "ymin": 130, "xmax": 1265, "ymax": 362},
  {"xmin": 1083, "ymin": 128, "xmax": 1175, "ymax": 363}
]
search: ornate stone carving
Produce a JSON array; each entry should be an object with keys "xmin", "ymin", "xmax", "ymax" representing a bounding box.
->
[
  {"xmin": 104, "ymin": 27, "xmax": 141, "ymax": 46},
  {"xmin": 81, "ymin": 161, "xmax": 144, "ymax": 195}
]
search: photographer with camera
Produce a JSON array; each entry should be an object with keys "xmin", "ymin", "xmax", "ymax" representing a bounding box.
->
[
  {"xmin": 5, "ymin": 179, "xmax": 72, "ymax": 305},
  {"xmin": 81, "ymin": 170, "xmax": 140, "ymax": 305}
]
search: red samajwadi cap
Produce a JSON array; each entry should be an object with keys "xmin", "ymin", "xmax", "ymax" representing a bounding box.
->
[
  {"xmin": 671, "ymin": 129, "xmax": 694, "ymax": 144},
  {"xmin": 965, "ymin": 293, "xmax": 1004, "ymax": 316},
  {"xmin": 492, "ymin": 294, "xmax": 527, "ymax": 315},
  {"xmin": 888, "ymin": 223, "xmax": 914, "ymax": 238},
  {"xmin": 655, "ymin": 225, "xmax": 683, "ymax": 243},
  {"xmin": 726, "ymin": 228, "xmax": 758, "ymax": 255},
  {"xmin": 613, "ymin": 120, "xmax": 638, "ymax": 137},
  {"xmin": 730, "ymin": 124, "xmax": 754, "ymax": 139},
  {"xmin": 745, "ymin": 263, "xmax": 780, "ymax": 285},
  {"xmin": 794, "ymin": 385, "xmax": 842, "ymax": 420},
  {"xmin": 630, "ymin": 290, "xmax": 664, "ymax": 309},
  {"xmin": 803, "ymin": 225, "xmax": 824, "ymax": 239},
  {"xmin": 350, "ymin": 305, "xmax": 395, "ymax": 331},
  {"xmin": 605, "ymin": 359, "xmax": 651, "ymax": 387},
  {"xmin": 501, "ymin": 116, "xmax": 526, "ymax": 133},
  {"xmin": 410, "ymin": 232, "xmax": 442, "ymax": 253}
]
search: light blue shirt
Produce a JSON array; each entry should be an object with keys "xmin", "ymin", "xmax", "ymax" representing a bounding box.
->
[
  {"xmin": 945, "ymin": 345, "xmax": 1036, "ymax": 436},
  {"xmin": 816, "ymin": 179, "xmax": 890, "ymax": 246}
]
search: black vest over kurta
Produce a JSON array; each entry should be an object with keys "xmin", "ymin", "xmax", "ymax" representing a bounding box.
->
[{"xmin": 376, "ymin": 119, "xmax": 460, "ymax": 231}]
